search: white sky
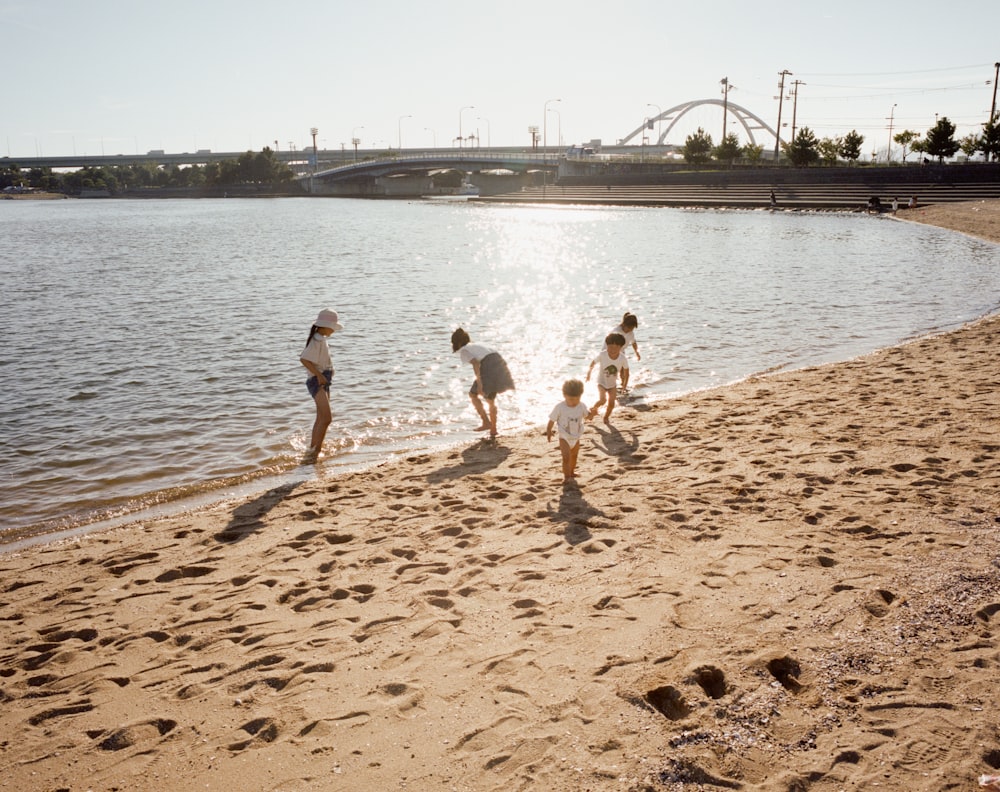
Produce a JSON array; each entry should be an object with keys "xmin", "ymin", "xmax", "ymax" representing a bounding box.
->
[{"xmin": 4, "ymin": 0, "xmax": 999, "ymax": 159}]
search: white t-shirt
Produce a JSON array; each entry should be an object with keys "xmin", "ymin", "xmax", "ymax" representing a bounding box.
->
[
  {"xmin": 592, "ymin": 348, "xmax": 628, "ymax": 390},
  {"xmin": 458, "ymin": 342, "xmax": 493, "ymax": 364},
  {"xmin": 301, "ymin": 333, "xmax": 332, "ymax": 372},
  {"xmin": 549, "ymin": 401, "xmax": 589, "ymax": 446},
  {"xmin": 611, "ymin": 325, "xmax": 636, "ymax": 349}
]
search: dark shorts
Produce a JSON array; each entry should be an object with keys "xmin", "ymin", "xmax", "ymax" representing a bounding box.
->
[
  {"xmin": 469, "ymin": 352, "xmax": 515, "ymax": 400},
  {"xmin": 306, "ymin": 369, "xmax": 333, "ymax": 398}
]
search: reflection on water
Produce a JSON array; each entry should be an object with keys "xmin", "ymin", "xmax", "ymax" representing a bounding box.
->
[{"xmin": 1, "ymin": 198, "xmax": 998, "ymax": 538}]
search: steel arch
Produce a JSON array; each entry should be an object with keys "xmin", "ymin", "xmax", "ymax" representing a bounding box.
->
[{"xmin": 624, "ymin": 99, "xmax": 780, "ymax": 148}]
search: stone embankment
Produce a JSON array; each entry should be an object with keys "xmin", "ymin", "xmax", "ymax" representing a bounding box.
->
[
  {"xmin": 477, "ymin": 180, "xmax": 1000, "ymax": 210},
  {"xmin": 477, "ymin": 163, "xmax": 1000, "ymax": 209}
]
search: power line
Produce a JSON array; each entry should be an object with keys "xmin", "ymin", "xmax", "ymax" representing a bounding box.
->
[{"xmin": 799, "ymin": 63, "xmax": 993, "ymax": 78}]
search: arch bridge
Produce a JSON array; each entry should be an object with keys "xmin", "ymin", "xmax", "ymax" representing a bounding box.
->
[{"xmin": 622, "ymin": 99, "xmax": 780, "ymax": 148}]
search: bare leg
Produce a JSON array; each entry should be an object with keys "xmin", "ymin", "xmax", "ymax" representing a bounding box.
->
[
  {"xmin": 487, "ymin": 397, "xmax": 498, "ymax": 437},
  {"xmin": 590, "ymin": 386, "xmax": 607, "ymax": 420},
  {"xmin": 604, "ymin": 389, "xmax": 617, "ymax": 424},
  {"xmin": 560, "ymin": 439, "xmax": 580, "ymax": 481},
  {"xmin": 469, "ymin": 391, "xmax": 490, "ymax": 431},
  {"xmin": 309, "ymin": 390, "xmax": 332, "ymax": 454}
]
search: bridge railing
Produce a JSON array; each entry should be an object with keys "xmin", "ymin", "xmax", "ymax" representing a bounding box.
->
[{"xmin": 315, "ymin": 151, "xmax": 557, "ymax": 178}]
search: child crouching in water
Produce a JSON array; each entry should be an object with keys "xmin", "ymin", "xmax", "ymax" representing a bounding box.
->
[
  {"xmin": 546, "ymin": 379, "xmax": 590, "ymax": 483},
  {"xmin": 587, "ymin": 332, "xmax": 629, "ymax": 424}
]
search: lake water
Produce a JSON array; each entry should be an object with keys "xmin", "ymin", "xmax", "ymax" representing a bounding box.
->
[{"xmin": 2, "ymin": 197, "xmax": 998, "ymax": 543}]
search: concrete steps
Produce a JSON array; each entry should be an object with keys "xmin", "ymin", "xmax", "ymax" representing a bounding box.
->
[{"xmin": 477, "ymin": 181, "xmax": 1000, "ymax": 210}]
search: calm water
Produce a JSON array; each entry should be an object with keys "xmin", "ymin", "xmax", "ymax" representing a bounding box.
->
[{"xmin": 2, "ymin": 197, "xmax": 998, "ymax": 541}]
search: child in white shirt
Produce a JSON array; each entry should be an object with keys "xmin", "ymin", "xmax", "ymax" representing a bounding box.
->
[
  {"xmin": 546, "ymin": 379, "xmax": 590, "ymax": 483},
  {"xmin": 587, "ymin": 333, "xmax": 629, "ymax": 424}
]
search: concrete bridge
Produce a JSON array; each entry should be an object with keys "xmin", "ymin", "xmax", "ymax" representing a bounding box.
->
[{"xmin": 306, "ymin": 151, "xmax": 560, "ymax": 197}]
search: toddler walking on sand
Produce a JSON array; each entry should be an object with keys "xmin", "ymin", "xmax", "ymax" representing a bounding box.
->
[
  {"xmin": 587, "ymin": 332, "xmax": 629, "ymax": 424},
  {"xmin": 546, "ymin": 379, "xmax": 590, "ymax": 483}
]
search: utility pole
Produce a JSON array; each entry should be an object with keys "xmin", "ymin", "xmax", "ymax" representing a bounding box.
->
[
  {"xmin": 886, "ymin": 104, "xmax": 897, "ymax": 163},
  {"xmin": 774, "ymin": 69, "xmax": 792, "ymax": 160},
  {"xmin": 992, "ymin": 62, "xmax": 1000, "ymax": 122},
  {"xmin": 790, "ymin": 80, "xmax": 805, "ymax": 144}
]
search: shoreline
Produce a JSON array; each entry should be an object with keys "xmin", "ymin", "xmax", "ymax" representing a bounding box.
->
[{"xmin": 1, "ymin": 201, "xmax": 999, "ymax": 791}]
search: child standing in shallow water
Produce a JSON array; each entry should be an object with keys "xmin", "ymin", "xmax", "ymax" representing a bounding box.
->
[
  {"xmin": 451, "ymin": 328, "xmax": 516, "ymax": 439},
  {"xmin": 299, "ymin": 308, "xmax": 343, "ymax": 458},
  {"xmin": 611, "ymin": 312, "xmax": 641, "ymax": 362},
  {"xmin": 546, "ymin": 379, "xmax": 590, "ymax": 483},
  {"xmin": 587, "ymin": 332, "xmax": 629, "ymax": 424}
]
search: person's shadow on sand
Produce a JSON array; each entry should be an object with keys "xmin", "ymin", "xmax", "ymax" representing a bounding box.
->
[
  {"xmin": 546, "ymin": 482, "xmax": 607, "ymax": 545},
  {"xmin": 215, "ymin": 481, "xmax": 302, "ymax": 543},
  {"xmin": 426, "ymin": 438, "xmax": 511, "ymax": 483},
  {"xmin": 591, "ymin": 422, "xmax": 641, "ymax": 462}
]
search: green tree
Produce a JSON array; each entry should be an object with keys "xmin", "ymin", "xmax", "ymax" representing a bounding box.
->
[
  {"xmin": 27, "ymin": 167, "xmax": 60, "ymax": 191},
  {"xmin": 682, "ymin": 127, "xmax": 713, "ymax": 164},
  {"xmin": 893, "ymin": 130, "xmax": 920, "ymax": 162},
  {"xmin": 785, "ymin": 127, "xmax": 819, "ymax": 167},
  {"xmin": 959, "ymin": 133, "xmax": 982, "ymax": 161},
  {"xmin": 925, "ymin": 116, "xmax": 960, "ymax": 162},
  {"xmin": 980, "ymin": 114, "xmax": 1000, "ymax": 162},
  {"xmin": 712, "ymin": 132, "xmax": 740, "ymax": 165},
  {"xmin": 741, "ymin": 142, "xmax": 764, "ymax": 163},
  {"xmin": 839, "ymin": 130, "xmax": 865, "ymax": 163},
  {"xmin": 1, "ymin": 163, "xmax": 25, "ymax": 189},
  {"xmin": 817, "ymin": 136, "xmax": 842, "ymax": 165}
]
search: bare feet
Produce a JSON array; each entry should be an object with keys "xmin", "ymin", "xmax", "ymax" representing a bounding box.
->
[{"xmin": 473, "ymin": 422, "xmax": 490, "ymax": 432}]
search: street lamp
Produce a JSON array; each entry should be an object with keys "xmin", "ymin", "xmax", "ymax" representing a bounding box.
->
[
  {"xmin": 548, "ymin": 108, "xmax": 561, "ymax": 148},
  {"xmin": 478, "ymin": 117, "xmax": 490, "ymax": 149},
  {"xmin": 352, "ymin": 126, "xmax": 364, "ymax": 162},
  {"xmin": 543, "ymin": 98, "xmax": 561, "ymax": 160},
  {"xmin": 459, "ymin": 105, "xmax": 474, "ymax": 149},
  {"xmin": 647, "ymin": 102, "xmax": 661, "ymax": 146},
  {"xmin": 397, "ymin": 115, "xmax": 411, "ymax": 150}
]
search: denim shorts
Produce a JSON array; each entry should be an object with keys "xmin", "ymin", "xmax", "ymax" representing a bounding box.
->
[{"xmin": 306, "ymin": 369, "xmax": 333, "ymax": 398}]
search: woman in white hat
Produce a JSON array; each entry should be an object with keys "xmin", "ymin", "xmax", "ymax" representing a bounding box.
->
[{"xmin": 300, "ymin": 308, "xmax": 343, "ymax": 457}]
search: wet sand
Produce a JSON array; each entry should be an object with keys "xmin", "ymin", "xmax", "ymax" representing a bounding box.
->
[{"xmin": 1, "ymin": 201, "xmax": 999, "ymax": 791}]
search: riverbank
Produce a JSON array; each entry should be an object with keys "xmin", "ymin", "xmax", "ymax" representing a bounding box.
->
[{"xmin": 1, "ymin": 202, "xmax": 998, "ymax": 792}]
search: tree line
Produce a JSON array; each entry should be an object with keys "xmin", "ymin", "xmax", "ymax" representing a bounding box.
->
[
  {"xmin": 682, "ymin": 114, "xmax": 1000, "ymax": 167},
  {"xmin": 0, "ymin": 147, "xmax": 296, "ymax": 194}
]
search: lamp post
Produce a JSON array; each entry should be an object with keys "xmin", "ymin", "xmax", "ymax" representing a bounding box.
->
[
  {"xmin": 459, "ymin": 105, "xmax": 474, "ymax": 149},
  {"xmin": 774, "ymin": 69, "xmax": 792, "ymax": 160},
  {"xmin": 477, "ymin": 117, "xmax": 490, "ymax": 149},
  {"xmin": 647, "ymin": 103, "xmax": 661, "ymax": 146},
  {"xmin": 425, "ymin": 127, "xmax": 436, "ymax": 148},
  {"xmin": 720, "ymin": 78, "xmax": 731, "ymax": 143},
  {"xmin": 548, "ymin": 107, "xmax": 561, "ymax": 148},
  {"xmin": 352, "ymin": 126, "xmax": 364, "ymax": 162},
  {"xmin": 543, "ymin": 98, "xmax": 561, "ymax": 162},
  {"xmin": 397, "ymin": 115, "xmax": 411, "ymax": 150},
  {"xmin": 886, "ymin": 104, "xmax": 897, "ymax": 163}
]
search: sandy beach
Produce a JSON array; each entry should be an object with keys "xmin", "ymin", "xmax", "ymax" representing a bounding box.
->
[{"xmin": 2, "ymin": 201, "xmax": 999, "ymax": 792}]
